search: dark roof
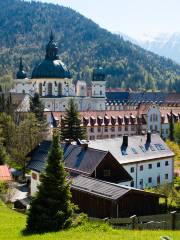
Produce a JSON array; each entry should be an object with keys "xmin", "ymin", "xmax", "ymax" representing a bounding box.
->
[
  {"xmin": 63, "ymin": 144, "xmax": 108, "ymax": 174},
  {"xmin": 72, "ymin": 176, "xmax": 161, "ymax": 201},
  {"xmin": 105, "ymin": 92, "xmax": 172, "ymax": 105},
  {"xmin": 88, "ymin": 134, "xmax": 174, "ymax": 164},
  {"xmin": 92, "ymin": 66, "xmax": 105, "ymax": 81},
  {"xmin": 27, "ymin": 140, "xmax": 52, "ymax": 172},
  {"xmin": 31, "ymin": 59, "xmax": 71, "ymax": 79},
  {"xmin": 28, "ymin": 141, "xmax": 130, "ymax": 178},
  {"xmin": 106, "ymin": 92, "xmax": 129, "ymax": 103}
]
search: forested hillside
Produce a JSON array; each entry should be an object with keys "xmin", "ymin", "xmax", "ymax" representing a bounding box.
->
[{"xmin": 0, "ymin": 0, "xmax": 180, "ymax": 91}]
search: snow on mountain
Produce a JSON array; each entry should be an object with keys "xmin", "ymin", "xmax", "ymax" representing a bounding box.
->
[{"xmin": 137, "ymin": 32, "xmax": 180, "ymax": 64}]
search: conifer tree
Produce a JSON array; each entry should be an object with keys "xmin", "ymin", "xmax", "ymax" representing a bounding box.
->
[
  {"xmin": 169, "ymin": 110, "xmax": 174, "ymax": 141},
  {"xmin": 30, "ymin": 93, "xmax": 44, "ymax": 122},
  {"xmin": 26, "ymin": 132, "xmax": 74, "ymax": 233},
  {"xmin": 0, "ymin": 126, "xmax": 10, "ymax": 165},
  {"xmin": 61, "ymin": 99, "xmax": 86, "ymax": 141}
]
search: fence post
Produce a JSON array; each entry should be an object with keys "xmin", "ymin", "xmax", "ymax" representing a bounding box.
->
[
  {"xmin": 170, "ymin": 211, "xmax": 176, "ymax": 230},
  {"xmin": 130, "ymin": 215, "xmax": 138, "ymax": 230}
]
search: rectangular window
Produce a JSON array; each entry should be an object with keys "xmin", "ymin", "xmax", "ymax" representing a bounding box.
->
[
  {"xmin": 104, "ymin": 126, "xmax": 108, "ymax": 132},
  {"xmin": 118, "ymin": 126, "xmax": 122, "ymax": 131},
  {"xmin": 131, "ymin": 126, "xmax": 135, "ymax": 131},
  {"xmin": 140, "ymin": 165, "xmax": 143, "ymax": 171},
  {"xmin": 139, "ymin": 145, "xmax": 146, "ymax": 153},
  {"xmin": 131, "ymin": 147, "xmax": 138, "ymax": 154},
  {"xmin": 148, "ymin": 163, "xmax": 152, "ymax": 169},
  {"xmin": 111, "ymin": 126, "xmax": 115, "ymax": 132},
  {"xmin": 89, "ymin": 136, "xmax": 95, "ymax": 140},
  {"xmin": 103, "ymin": 169, "xmax": 111, "ymax": 177},
  {"xmin": 157, "ymin": 162, "xmax": 160, "ymax": 168},
  {"xmin": 165, "ymin": 161, "xmax": 169, "ymax": 166},
  {"xmin": 165, "ymin": 174, "xmax": 168, "ymax": 180},
  {"xmin": 90, "ymin": 127, "xmax": 94, "ymax": 133},
  {"xmin": 150, "ymin": 144, "xmax": 155, "ymax": 151},
  {"xmin": 32, "ymin": 172, "xmax": 37, "ymax": 180},
  {"xmin": 130, "ymin": 181, "xmax": 134, "ymax": 187},
  {"xmin": 130, "ymin": 167, "xmax": 134, "ymax": 173},
  {"xmin": 98, "ymin": 127, "xmax": 101, "ymax": 132},
  {"xmin": 157, "ymin": 175, "xmax": 160, "ymax": 184},
  {"xmin": 148, "ymin": 177, "xmax": 152, "ymax": 183},
  {"xmin": 125, "ymin": 126, "xmax": 128, "ymax": 131},
  {"xmin": 139, "ymin": 179, "xmax": 143, "ymax": 189}
]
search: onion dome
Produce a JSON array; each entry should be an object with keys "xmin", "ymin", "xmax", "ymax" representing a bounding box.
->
[
  {"xmin": 16, "ymin": 58, "xmax": 27, "ymax": 79},
  {"xmin": 31, "ymin": 31, "xmax": 71, "ymax": 79},
  {"xmin": 92, "ymin": 65, "xmax": 105, "ymax": 81}
]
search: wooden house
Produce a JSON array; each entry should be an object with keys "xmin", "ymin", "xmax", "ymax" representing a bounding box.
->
[{"xmin": 71, "ymin": 176, "xmax": 163, "ymax": 218}]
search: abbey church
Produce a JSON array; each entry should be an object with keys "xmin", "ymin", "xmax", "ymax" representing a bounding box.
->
[{"xmin": 13, "ymin": 32, "xmax": 106, "ymax": 111}]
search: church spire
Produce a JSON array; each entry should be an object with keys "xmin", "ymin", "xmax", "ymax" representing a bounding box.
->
[
  {"xmin": 50, "ymin": 30, "xmax": 54, "ymax": 41},
  {"xmin": 16, "ymin": 58, "xmax": 27, "ymax": 79},
  {"xmin": 19, "ymin": 57, "xmax": 23, "ymax": 71},
  {"xmin": 45, "ymin": 31, "xmax": 59, "ymax": 60}
]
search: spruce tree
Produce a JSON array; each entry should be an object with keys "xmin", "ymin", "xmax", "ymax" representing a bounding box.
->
[
  {"xmin": 30, "ymin": 93, "xmax": 44, "ymax": 122},
  {"xmin": 169, "ymin": 110, "xmax": 174, "ymax": 141},
  {"xmin": 26, "ymin": 132, "xmax": 74, "ymax": 233},
  {"xmin": 61, "ymin": 99, "xmax": 86, "ymax": 141}
]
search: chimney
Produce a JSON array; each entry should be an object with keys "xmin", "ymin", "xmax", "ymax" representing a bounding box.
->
[
  {"xmin": 65, "ymin": 139, "xmax": 71, "ymax": 145},
  {"xmin": 122, "ymin": 135, "xmax": 128, "ymax": 147},
  {"xmin": 146, "ymin": 131, "xmax": 151, "ymax": 143},
  {"xmin": 81, "ymin": 142, "xmax": 88, "ymax": 150}
]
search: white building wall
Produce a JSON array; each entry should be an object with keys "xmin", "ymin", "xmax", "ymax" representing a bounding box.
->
[
  {"xmin": 147, "ymin": 106, "xmax": 161, "ymax": 133},
  {"xmin": 41, "ymin": 96, "xmax": 106, "ymax": 112},
  {"xmin": 14, "ymin": 79, "xmax": 33, "ymax": 94},
  {"xmin": 161, "ymin": 123, "xmax": 169, "ymax": 139},
  {"xmin": 87, "ymin": 124, "xmax": 147, "ymax": 140},
  {"xmin": 92, "ymin": 81, "xmax": 106, "ymax": 98},
  {"xmin": 122, "ymin": 157, "xmax": 174, "ymax": 189},
  {"xmin": 31, "ymin": 170, "xmax": 40, "ymax": 196}
]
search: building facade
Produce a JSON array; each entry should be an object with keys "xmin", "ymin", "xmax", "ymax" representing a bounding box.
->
[
  {"xmin": 13, "ymin": 33, "xmax": 106, "ymax": 112},
  {"xmin": 88, "ymin": 133, "xmax": 174, "ymax": 189}
]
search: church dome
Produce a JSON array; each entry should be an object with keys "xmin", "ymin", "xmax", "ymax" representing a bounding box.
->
[
  {"xmin": 31, "ymin": 32, "xmax": 71, "ymax": 79},
  {"xmin": 16, "ymin": 58, "xmax": 27, "ymax": 79},
  {"xmin": 92, "ymin": 66, "xmax": 105, "ymax": 81}
]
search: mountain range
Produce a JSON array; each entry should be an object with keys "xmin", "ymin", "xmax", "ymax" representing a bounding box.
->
[
  {"xmin": 136, "ymin": 32, "xmax": 180, "ymax": 65},
  {"xmin": 0, "ymin": 0, "xmax": 180, "ymax": 91}
]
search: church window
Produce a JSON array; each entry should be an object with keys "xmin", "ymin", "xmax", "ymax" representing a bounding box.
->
[
  {"xmin": 48, "ymin": 83, "xmax": 53, "ymax": 96},
  {"xmin": 39, "ymin": 83, "xmax": 42, "ymax": 96},
  {"xmin": 58, "ymin": 83, "xmax": 62, "ymax": 96}
]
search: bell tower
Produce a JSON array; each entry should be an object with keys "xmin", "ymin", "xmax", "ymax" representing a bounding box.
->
[{"xmin": 91, "ymin": 66, "xmax": 106, "ymax": 98}]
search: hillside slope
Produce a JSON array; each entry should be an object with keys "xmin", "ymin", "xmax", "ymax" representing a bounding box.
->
[{"xmin": 0, "ymin": 0, "xmax": 180, "ymax": 91}]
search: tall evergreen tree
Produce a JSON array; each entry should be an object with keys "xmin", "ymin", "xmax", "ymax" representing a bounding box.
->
[
  {"xmin": 30, "ymin": 93, "xmax": 44, "ymax": 122},
  {"xmin": 169, "ymin": 110, "xmax": 174, "ymax": 141},
  {"xmin": 61, "ymin": 99, "xmax": 86, "ymax": 141},
  {"xmin": 26, "ymin": 132, "xmax": 74, "ymax": 233},
  {"xmin": 0, "ymin": 125, "xmax": 10, "ymax": 165}
]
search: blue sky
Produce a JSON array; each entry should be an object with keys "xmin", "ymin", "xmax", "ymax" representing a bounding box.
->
[{"xmin": 37, "ymin": 0, "xmax": 180, "ymax": 39}]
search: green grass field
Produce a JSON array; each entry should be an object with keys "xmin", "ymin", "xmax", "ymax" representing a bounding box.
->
[{"xmin": 0, "ymin": 201, "xmax": 180, "ymax": 240}]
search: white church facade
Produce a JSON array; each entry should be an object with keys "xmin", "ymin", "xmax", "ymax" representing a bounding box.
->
[{"xmin": 13, "ymin": 33, "xmax": 106, "ymax": 111}]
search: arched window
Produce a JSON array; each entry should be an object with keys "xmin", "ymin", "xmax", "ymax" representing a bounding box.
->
[
  {"xmin": 58, "ymin": 83, "xmax": 62, "ymax": 96},
  {"xmin": 39, "ymin": 83, "xmax": 42, "ymax": 96},
  {"xmin": 48, "ymin": 82, "xmax": 52, "ymax": 96}
]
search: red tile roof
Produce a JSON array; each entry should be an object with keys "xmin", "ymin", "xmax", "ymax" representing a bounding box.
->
[{"xmin": 0, "ymin": 165, "xmax": 12, "ymax": 181}]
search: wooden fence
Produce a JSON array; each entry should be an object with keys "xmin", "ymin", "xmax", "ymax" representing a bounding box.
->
[{"xmin": 105, "ymin": 212, "xmax": 180, "ymax": 230}]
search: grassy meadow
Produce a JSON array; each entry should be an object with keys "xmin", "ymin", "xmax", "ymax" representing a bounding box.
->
[{"xmin": 0, "ymin": 201, "xmax": 180, "ymax": 240}]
